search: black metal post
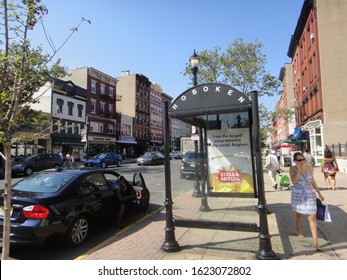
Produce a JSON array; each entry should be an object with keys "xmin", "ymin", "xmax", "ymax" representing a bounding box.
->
[
  {"xmin": 191, "ymin": 51, "xmax": 201, "ymax": 197},
  {"xmin": 162, "ymin": 101, "xmax": 180, "ymax": 252},
  {"xmin": 251, "ymin": 90, "xmax": 278, "ymax": 260},
  {"xmin": 192, "ymin": 136, "xmax": 201, "ymax": 197},
  {"xmin": 199, "ymin": 127, "xmax": 210, "ymax": 211}
]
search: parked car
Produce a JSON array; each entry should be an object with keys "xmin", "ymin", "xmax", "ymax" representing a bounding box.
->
[
  {"xmin": 137, "ymin": 151, "xmax": 164, "ymax": 165},
  {"xmin": 11, "ymin": 154, "xmax": 63, "ymax": 176},
  {"xmin": 84, "ymin": 152, "xmax": 122, "ymax": 168},
  {"xmin": 180, "ymin": 151, "xmax": 207, "ymax": 179},
  {"xmin": 170, "ymin": 151, "xmax": 183, "ymax": 159},
  {"xmin": 0, "ymin": 169, "xmax": 150, "ymax": 247}
]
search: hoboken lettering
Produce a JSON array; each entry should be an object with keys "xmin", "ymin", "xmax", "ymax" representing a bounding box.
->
[{"xmin": 171, "ymin": 85, "xmax": 245, "ymax": 110}]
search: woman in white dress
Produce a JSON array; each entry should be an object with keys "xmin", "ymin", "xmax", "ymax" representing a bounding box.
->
[{"xmin": 290, "ymin": 152, "xmax": 324, "ymax": 251}]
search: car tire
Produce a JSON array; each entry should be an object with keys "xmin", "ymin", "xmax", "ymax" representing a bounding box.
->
[
  {"xmin": 101, "ymin": 162, "xmax": 107, "ymax": 169},
  {"xmin": 117, "ymin": 160, "xmax": 122, "ymax": 167},
  {"xmin": 65, "ymin": 214, "xmax": 89, "ymax": 248},
  {"xmin": 24, "ymin": 167, "xmax": 34, "ymax": 176}
]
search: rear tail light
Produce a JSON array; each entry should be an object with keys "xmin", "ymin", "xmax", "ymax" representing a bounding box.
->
[{"xmin": 23, "ymin": 205, "xmax": 49, "ymax": 219}]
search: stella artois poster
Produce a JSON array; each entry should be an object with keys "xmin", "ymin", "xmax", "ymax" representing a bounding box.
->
[{"xmin": 207, "ymin": 128, "xmax": 254, "ymax": 194}]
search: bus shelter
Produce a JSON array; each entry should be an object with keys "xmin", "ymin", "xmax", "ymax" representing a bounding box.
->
[{"xmin": 161, "ymin": 83, "xmax": 278, "ymax": 260}]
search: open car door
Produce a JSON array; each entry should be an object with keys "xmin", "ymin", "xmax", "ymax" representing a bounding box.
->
[{"xmin": 132, "ymin": 173, "xmax": 150, "ymax": 212}]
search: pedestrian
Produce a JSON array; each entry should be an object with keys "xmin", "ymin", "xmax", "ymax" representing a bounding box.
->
[
  {"xmin": 113, "ymin": 176, "xmax": 140, "ymax": 228},
  {"xmin": 303, "ymin": 147, "xmax": 316, "ymax": 167},
  {"xmin": 58, "ymin": 151, "xmax": 64, "ymax": 161},
  {"xmin": 290, "ymin": 152, "xmax": 324, "ymax": 251},
  {"xmin": 321, "ymin": 147, "xmax": 339, "ymax": 190},
  {"xmin": 122, "ymin": 148, "xmax": 127, "ymax": 160},
  {"xmin": 265, "ymin": 150, "xmax": 280, "ymax": 189}
]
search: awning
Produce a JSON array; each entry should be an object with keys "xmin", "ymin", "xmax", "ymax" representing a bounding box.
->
[
  {"xmin": 291, "ymin": 129, "xmax": 309, "ymax": 141},
  {"xmin": 117, "ymin": 140, "xmax": 137, "ymax": 144},
  {"xmin": 292, "ymin": 129, "xmax": 302, "ymax": 140}
]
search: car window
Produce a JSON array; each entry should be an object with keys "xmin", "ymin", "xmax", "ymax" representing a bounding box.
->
[
  {"xmin": 84, "ymin": 173, "xmax": 108, "ymax": 191},
  {"xmin": 12, "ymin": 173, "xmax": 75, "ymax": 193}
]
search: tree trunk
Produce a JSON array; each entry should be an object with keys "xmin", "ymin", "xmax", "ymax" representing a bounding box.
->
[{"xmin": 1, "ymin": 143, "xmax": 13, "ymax": 260}]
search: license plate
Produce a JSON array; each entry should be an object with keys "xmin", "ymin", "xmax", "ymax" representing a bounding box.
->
[
  {"xmin": 190, "ymin": 163, "xmax": 195, "ymax": 167},
  {"xmin": 0, "ymin": 206, "xmax": 13, "ymax": 217}
]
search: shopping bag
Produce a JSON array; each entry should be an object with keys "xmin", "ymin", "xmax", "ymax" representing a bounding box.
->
[{"xmin": 316, "ymin": 199, "xmax": 332, "ymax": 222}]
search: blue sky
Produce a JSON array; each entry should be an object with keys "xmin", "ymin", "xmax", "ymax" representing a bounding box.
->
[{"xmin": 31, "ymin": 0, "xmax": 304, "ymax": 111}]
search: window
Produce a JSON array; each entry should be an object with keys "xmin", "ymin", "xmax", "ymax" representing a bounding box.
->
[
  {"xmin": 60, "ymin": 121, "xmax": 66, "ymax": 133},
  {"xmin": 100, "ymin": 102, "xmax": 105, "ymax": 114},
  {"xmin": 108, "ymin": 124, "xmax": 114, "ymax": 134},
  {"xmin": 91, "ymin": 99, "xmax": 96, "ymax": 114},
  {"xmin": 91, "ymin": 80, "xmax": 97, "ymax": 94},
  {"xmin": 57, "ymin": 98, "xmax": 64, "ymax": 114},
  {"xmin": 68, "ymin": 102, "xmax": 74, "ymax": 116},
  {"xmin": 109, "ymin": 87, "xmax": 114, "ymax": 98},
  {"xmin": 74, "ymin": 124, "xmax": 79, "ymax": 134},
  {"xmin": 90, "ymin": 121, "xmax": 104, "ymax": 133},
  {"xmin": 122, "ymin": 124, "xmax": 131, "ymax": 136},
  {"xmin": 108, "ymin": 104, "xmax": 113, "ymax": 115},
  {"xmin": 67, "ymin": 122, "xmax": 73, "ymax": 134},
  {"xmin": 100, "ymin": 83, "xmax": 106, "ymax": 95},
  {"xmin": 78, "ymin": 104, "xmax": 83, "ymax": 118}
]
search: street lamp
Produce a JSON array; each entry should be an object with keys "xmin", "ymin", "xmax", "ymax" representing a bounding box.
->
[
  {"xmin": 189, "ymin": 51, "xmax": 201, "ymax": 197},
  {"xmin": 190, "ymin": 50, "xmax": 200, "ymax": 86}
]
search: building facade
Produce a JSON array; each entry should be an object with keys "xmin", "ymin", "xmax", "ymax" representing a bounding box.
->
[
  {"xmin": 31, "ymin": 79, "xmax": 88, "ymax": 158},
  {"xmin": 276, "ymin": 0, "xmax": 347, "ymax": 162},
  {"xmin": 63, "ymin": 67, "xmax": 119, "ymax": 156}
]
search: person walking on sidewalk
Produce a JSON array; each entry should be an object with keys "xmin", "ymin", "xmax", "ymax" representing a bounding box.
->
[
  {"xmin": 303, "ymin": 147, "xmax": 316, "ymax": 168},
  {"xmin": 321, "ymin": 147, "xmax": 339, "ymax": 190},
  {"xmin": 265, "ymin": 150, "xmax": 280, "ymax": 189},
  {"xmin": 290, "ymin": 152, "xmax": 324, "ymax": 251}
]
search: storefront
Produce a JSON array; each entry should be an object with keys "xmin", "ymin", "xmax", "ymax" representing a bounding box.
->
[
  {"xmin": 51, "ymin": 133, "xmax": 85, "ymax": 161},
  {"xmin": 116, "ymin": 136, "xmax": 137, "ymax": 158},
  {"xmin": 303, "ymin": 119, "xmax": 323, "ymax": 164},
  {"xmin": 87, "ymin": 135, "xmax": 117, "ymax": 156}
]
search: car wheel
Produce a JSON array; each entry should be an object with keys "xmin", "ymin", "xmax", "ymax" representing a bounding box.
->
[
  {"xmin": 101, "ymin": 162, "xmax": 107, "ymax": 169},
  {"xmin": 65, "ymin": 214, "xmax": 89, "ymax": 248},
  {"xmin": 24, "ymin": 167, "xmax": 33, "ymax": 176},
  {"xmin": 117, "ymin": 160, "xmax": 122, "ymax": 167},
  {"xmin": 139, "ymin": 189, "xmax": 150, "ymax": 213}
]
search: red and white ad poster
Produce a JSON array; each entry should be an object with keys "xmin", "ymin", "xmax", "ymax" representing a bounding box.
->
[{"xmin": 207, "ymin": 128, "xmax": 254, "ymax": 194}]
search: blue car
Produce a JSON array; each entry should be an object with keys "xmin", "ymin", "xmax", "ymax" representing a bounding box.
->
[{"xmin": 85, "ymin": 152, "xmax": 122, "ymax": 168}]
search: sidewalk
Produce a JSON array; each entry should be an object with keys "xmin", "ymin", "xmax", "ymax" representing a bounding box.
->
[{"xmin": 80, "ymin": 166, "xmax": 347, "ymax": 260}]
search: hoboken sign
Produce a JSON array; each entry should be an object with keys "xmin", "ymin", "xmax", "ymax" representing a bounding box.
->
[{"xmin": 169, "ymin": 83, "xmax": 252, "ymax": 117}]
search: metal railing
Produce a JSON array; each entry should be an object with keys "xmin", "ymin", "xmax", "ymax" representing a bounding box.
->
[{"xmin": 326, "ymin": 143, "xmax": 347, "ymax": 157}]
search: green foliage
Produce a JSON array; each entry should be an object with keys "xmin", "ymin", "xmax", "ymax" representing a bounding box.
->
[{"xmin": 183, "ymin": 38, "xmax": 280, "ymax": 97}]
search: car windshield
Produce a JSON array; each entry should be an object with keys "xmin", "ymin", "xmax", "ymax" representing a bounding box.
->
[
  {"xmin": 93, "ymin": 153, "xmax": 108, "ymax": 159},
  {"xmin": 143, "ymin": 152, "xmax": 155, "ymax": 157},
  {"xmin": 21, "ymin": 155, "xmax": 37, "ymax": 162},
  {"xmin": 12, "ymin": 172, "xmax": 76, "ymax": 193}
]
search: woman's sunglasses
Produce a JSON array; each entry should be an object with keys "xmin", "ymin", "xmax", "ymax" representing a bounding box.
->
[{"xmin": 295, "ymin": 158, "xmax": 305, "ymax": 162}]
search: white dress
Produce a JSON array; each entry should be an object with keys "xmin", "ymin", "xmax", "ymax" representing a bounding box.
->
[{"xmin": 291, "ymin": 171, "xmax": 317, "ymax": 215}]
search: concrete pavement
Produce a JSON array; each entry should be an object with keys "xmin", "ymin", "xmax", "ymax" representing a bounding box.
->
[{"xmin": 78, "ymin": 165, "xmax": 347, "ymax": 260}]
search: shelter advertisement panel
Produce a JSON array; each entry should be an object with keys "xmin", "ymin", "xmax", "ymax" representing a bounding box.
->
[{"xmin": 207, "ymin": 128, "xmax": 254, "ymax": 194}]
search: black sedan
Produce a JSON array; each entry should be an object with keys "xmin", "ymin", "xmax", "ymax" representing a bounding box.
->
[
  {"xmin": 136, "ymin": 151, "xmax": 164, "ymax": 165},
  {"xmin": 0, "ymin": 168, "xmax": 150, "ymax": 247}
]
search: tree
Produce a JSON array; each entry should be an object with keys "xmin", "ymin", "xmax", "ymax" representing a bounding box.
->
[
  {"xmin": 183, "ymin": 38, "xmax": 281, "ymax": 141},
  {"xmin": 184, "ymin": 38, "xmax": 280, "ymax": 96},
  {"xmin": 0, "ymin": 0, "xmax": 90, "ymax": 259}
]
